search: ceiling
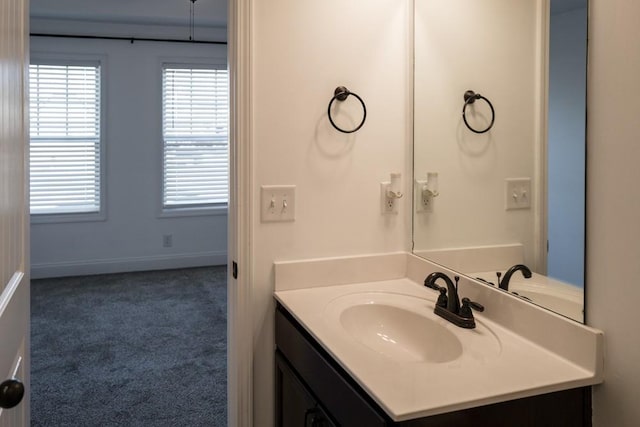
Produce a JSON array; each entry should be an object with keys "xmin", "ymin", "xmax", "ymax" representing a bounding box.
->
[
  {"xmin": 30, "ymin": 0, "xmax": 583, "ymax": 30},
  {"xmin": 30, "ymin": 0, "xmax": 227, "ymax": 27}
]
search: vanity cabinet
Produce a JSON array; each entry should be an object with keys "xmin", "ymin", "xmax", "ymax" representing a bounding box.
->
[
  {"xmin": 275, "ymin": 304, "xmax": 592, "ymax": 427},
  {"xmin": 276, "ymin": 353, "xmax": 336, "ymax": 427}
]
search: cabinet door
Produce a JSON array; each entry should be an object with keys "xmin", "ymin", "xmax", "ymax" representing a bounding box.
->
[
  {"xmin": 276, "ymin": 307, "xmax": 388, "ymax": 427},
  {"xmin": 276, "ymin": 352, "xmax": 336, "ymax": 427}
]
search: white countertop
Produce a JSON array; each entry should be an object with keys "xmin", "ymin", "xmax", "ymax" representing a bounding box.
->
[{"xmin": 274, "ymin": 254, "xmax": 603, "ymax": 421}]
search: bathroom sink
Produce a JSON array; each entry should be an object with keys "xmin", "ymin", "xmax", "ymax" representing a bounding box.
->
[
  {"xmin": 324, "ymin": 291, "xmax": 501, "ymax": 364},
  {"xmin": 274, "ymin": 259, "xmax": 604, "ymax": 420},
  {"xmin": 340, "ymin": 303, "xmax": 463, "ymax": 363}
]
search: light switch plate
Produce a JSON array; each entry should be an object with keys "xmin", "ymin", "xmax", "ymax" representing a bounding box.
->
[
  {"xmin": 261, "ymin": 185, "xmax": 296, "ymax": 222},
  {"xmin": 505, "ymin": 178, "xmax": 531, "ymax": 210}
]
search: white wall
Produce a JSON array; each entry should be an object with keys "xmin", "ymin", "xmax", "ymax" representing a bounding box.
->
[
  {"xmin": 250, "ymin": 0, "xmax": 412, "ymax": 423},
  {"xmin": 587, "ymin": 1, "xmax": 640, "ymax": 425},
  {"xmin": 547, "ymin": 6, "xmax": 587, "ymax": 287},
  {"xmin": 30, "ymin": 22, "xmax": 228, "ymax": 278},
  {"xmin": 413, "ymin": 0, "xmax": 539, "ymax": 270}
]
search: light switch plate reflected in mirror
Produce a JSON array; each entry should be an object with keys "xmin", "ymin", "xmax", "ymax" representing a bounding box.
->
[{"xmin": 505, "ymin": 178, "xmax": 532, "ymax": 210}]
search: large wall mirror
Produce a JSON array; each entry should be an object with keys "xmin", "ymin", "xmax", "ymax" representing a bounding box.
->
[{"xmin": 412, "ymin": 0, "xmax": 587, "ymax": 322}]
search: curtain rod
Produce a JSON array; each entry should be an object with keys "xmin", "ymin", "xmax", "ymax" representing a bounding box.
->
[{"xmin": 30, "ymin": 33, "xmax": 227, "ymax": 45}]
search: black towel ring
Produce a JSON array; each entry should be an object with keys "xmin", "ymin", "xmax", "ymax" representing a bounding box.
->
[
  {"xmin": 327, "ymin": 86, "xmax": 367, "ymax": 134},
  {"xmin": 462, "ymin": 90, "xmax": 495, "ymax": 134}
]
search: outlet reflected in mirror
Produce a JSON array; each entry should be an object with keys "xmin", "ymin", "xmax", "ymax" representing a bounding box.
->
[{"xmin": 412, "ymin": 0, "xmax": 587, "ymax": 322}]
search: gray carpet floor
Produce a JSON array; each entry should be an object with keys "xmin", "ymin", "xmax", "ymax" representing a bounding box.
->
[{"xmin": 30, "ymin": 266, "xmax": 227, "ymax": 426}]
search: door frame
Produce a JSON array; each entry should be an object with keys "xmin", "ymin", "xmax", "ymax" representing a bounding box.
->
[
  {"xmin": 0, "ymin": 0, "xmax": 30, "ymax": 421},
  {"xmin": 227, "ymin": 0, "xmax": 254, "ymax": 425},
  {"xmin": 534, "ymin": 0, "xmax": 549, "ymax": 275}
]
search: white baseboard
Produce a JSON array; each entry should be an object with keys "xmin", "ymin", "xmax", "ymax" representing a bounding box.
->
[{"xmin": 31, "ymin": 251, "xmax": 227, "ymax": 279}]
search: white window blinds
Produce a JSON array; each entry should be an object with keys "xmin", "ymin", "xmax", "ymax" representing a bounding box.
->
[
  {"xmin": 162, "ymin": 66, "xmax": 229, "ymax": 208},
  {"xmin": 29, "ymin": 63, "xmax": 101, "ymax": 215}
]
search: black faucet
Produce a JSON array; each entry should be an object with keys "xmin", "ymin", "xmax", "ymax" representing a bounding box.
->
[
  {"xmin": 498, "ymin": 264, "xmax": 532, "ymax": 291},
  {"xmin": 424, "ymin": 272, "xmax": 459, "ymax": 313},
  {"xmin": 424, "ymin": 272, "xmax": 484, "ymax": 329}
]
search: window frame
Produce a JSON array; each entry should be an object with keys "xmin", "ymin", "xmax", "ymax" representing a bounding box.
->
[
  {"xmin": 158, "ymin": 60, "xmax": 229, "ymax": 218},
  {"xmin": 29, "ymin": 54, "xmax": 107, "ymax": 224}
]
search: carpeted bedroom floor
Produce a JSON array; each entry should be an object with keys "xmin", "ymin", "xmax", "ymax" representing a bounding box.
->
[{"xmin": 30, "ymin": 266, "xmax": 227, "ymax": 426}]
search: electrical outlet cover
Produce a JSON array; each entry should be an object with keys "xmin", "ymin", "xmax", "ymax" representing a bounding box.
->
[
  {"xmin": 414, "ymin": 180, "xmax": 431, "ymax": 213},
  {"xmin": 380, "ymin": 182, "xmax": 398, "ymax": 214}
]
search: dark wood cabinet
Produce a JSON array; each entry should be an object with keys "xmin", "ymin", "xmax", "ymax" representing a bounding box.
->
[
  {"xmin": 276, "ymin": 353, "xmax": 336, "ymax": 427},
  {"xmin": 275, "ymin": 303, "xmax": 592, "ymax": 427}
]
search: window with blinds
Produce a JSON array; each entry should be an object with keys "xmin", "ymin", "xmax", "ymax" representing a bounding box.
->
[
  {"xmin": 29, "ymin": 63, "xmax": 101, "ymax": 215},
  {"xmin": 162, "ymin": 65, "xmax": 229, "ymax": 208}
]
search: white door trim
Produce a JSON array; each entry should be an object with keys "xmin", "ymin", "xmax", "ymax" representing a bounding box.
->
[
  {"xmin": 227, "ymin": 0, "xmax": 254, "ymax": 426},
  {"xmin": 534, "ymin": 0, "xmax": 549, "ymax": 274},
  {"xmin": 0, "ymin": 0, "xmax": 30, "ymax": 422}
]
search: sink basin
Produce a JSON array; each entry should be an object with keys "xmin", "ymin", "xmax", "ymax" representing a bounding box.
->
[
  {"xmin": 324, "ymin": 291, "xmax": 501, "ymax": 364},
  {"xmin": 340, "ymin": 303, "xmax": 463, "ymax": 363}
]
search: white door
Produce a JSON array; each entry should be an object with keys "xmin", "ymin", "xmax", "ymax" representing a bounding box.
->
[{"xmin": 0, "ymin": 0, "xmax": 30, "ymax": 424}]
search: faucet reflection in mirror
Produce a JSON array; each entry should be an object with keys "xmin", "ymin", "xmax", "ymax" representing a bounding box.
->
[
  {"xmin": 412, "ymin": 0, "xmax": 587, "ymax": 323},
  {"xmin": 499, "ymin": 264, "xmax": 532, "ymax": 291}
]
